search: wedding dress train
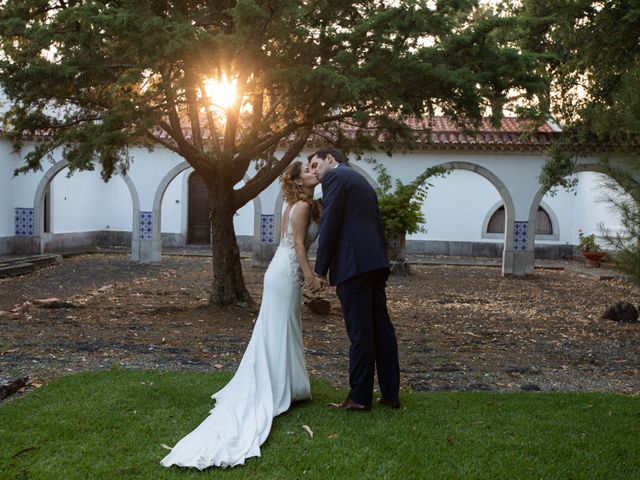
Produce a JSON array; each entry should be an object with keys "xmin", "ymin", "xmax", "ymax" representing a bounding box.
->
[{"xmin": 161, "ymin": 205, "xmax": 318, "ymax": 469}]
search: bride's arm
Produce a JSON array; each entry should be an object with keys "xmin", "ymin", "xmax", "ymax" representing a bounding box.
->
[{"xmin": 291, "ymin": 201, "xmax": 315, "ymax": 285}]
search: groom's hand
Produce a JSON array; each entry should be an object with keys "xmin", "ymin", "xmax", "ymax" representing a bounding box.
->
[{"xmin": 312, "ymin": 274, "xmax": 328, "ymax": 291}]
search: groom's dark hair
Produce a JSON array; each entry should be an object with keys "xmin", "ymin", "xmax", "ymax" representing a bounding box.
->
[{"xmin": 308, "ymin": 147, "xmax": 348, "ymax": 164}]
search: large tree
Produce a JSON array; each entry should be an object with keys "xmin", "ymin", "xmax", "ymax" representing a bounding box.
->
[
  {"xmin": 0, "ymin": 0, "xmax": 544, "ymax": 305},
  {"xmin": 516, "ymin": 0, "xmax": 640, "ymax": 275}
]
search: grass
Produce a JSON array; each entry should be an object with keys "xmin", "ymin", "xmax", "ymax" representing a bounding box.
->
[{"xmin": 1, "ymin": 370, "xmax": 638, "ymax": 479}]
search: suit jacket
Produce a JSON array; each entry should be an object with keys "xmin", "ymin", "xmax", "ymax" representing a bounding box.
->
[{"xmin": 315, "ymin": 164, "xmax": 389, "ymax": 286}]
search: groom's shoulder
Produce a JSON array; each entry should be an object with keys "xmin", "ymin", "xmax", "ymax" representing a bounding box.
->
[{"xmin": 334, "ymin": 163, "xmax": 359, "ymax": 179}]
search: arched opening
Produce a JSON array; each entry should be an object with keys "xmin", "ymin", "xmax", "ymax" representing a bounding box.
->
[
  {"xmin": 408, "ymin": 161, "xmax": 515, "ymax": 267},
  {"xmin": 529, "ymin": 165, "xmax": 626, "ymax": 257},
  {"xmin": 153, "ymin": 162, "xmax": 259, "ymax": 260},
  {"xmin": 34, "ymin": 159, "xmax": 139, "ymax": 257},
  {"xmin": 487, "ymin": 205, "xmax": 553, "ymax": 235},
  {"xmin": 182, "ymin": 171, "xmax": 256, "ymax": 246}
]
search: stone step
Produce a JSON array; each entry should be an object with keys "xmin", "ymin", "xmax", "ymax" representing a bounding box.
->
[
  {"xmin": 0, "ymin": 254, "xmax": 62, "ymax": 278},
  {"xmin": 0, "ymin": 254, "xmax": 62, "ymax": 268},
  {"xmin": 0, "ymin": 262, "xmax": 35, "ymax": 277}
]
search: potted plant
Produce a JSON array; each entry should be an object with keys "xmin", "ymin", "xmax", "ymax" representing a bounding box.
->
[
  {"xmin": 578, "ymin": 230, "xmax": 606, "ymax": 266},
  {"xmin": 365, "ymin": 158, "xmax": 448, "ymax": 273}
]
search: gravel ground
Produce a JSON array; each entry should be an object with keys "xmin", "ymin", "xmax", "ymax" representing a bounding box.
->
[{"xmin": 1, "ymin": 254, "xmax": 639, "ymax": 396}]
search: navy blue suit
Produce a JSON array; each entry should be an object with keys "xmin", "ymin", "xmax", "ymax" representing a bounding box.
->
[{"xmin": 315, "ymin": 164, "xmax": 400, "ymax": 406}]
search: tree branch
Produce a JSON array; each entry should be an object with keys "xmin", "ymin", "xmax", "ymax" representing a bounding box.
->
[
  {"xmin": 159, "ymin": 68, "xmax": 203, "ymax": 161},
  {"xmin": 145, "ymin": 130, "xmax": 180, "ymax": 154},
  {"xmin": 198, "ymin": 81, "xmax": 221, "ymax": 152},
  {"xmin": 223, "ymin": 69, "xmax": 249, "ymax": 155},
  {"xmin": 184, "ymin": 67, "xmax": 203, "ymax": 151},
  {"xmin": 234, "ymin": 127, "xmax": 312, "ymax": 210}
]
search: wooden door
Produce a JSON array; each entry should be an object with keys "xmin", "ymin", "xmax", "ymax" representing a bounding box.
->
[{"xmin": 187, "ymin": 172, "xmax": 211, "ymax": 244}]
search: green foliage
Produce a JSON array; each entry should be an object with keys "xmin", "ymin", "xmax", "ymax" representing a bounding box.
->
[
  {"xmin": 538, "ymin": 142, "xmax": 579, "ymax": 194},
  {"xmin": 0, "ymin": 0, "xmax": 546, "ymax": 186},
  {"xmin": 577, "ymin": 231, "xmax": 600, "ymax": 252},
  {"xmin": 0, "ymin": 0, "xmax": 547, "ymax": 303},
  {"xmin": 514, "ymin": 1, "xmax": 640, "ymax": 191},
  {"xmin": 596, "ymin": 176, "xmax": 640, "ymax": 279},
  {"xmin": 1, "ymin": 370, "xmax": 639, "ymax": 479},
  {"xmin": 364, "ymin": 157, "xmax": 448, "ymax": 235}
]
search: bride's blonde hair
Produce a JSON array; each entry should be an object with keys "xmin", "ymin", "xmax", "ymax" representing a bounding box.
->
[{"xmin": 280, "ymin": 161, "xmax": 321, "ymax": 223}]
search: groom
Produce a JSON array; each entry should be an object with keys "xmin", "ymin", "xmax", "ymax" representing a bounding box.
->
[{"xmin": 308, "ymin": 147, "xmax": 400, "ymax": 411}]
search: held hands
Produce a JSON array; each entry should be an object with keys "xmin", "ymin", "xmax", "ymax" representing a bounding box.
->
[{"xmin": 306, "ymin": 274, "xmax": 328, "ymax": 292}]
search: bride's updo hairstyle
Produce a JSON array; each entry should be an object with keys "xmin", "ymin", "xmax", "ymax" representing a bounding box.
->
[{"xmin": 280, "ymin": 161, "xmax": 321, "ymax": 223}]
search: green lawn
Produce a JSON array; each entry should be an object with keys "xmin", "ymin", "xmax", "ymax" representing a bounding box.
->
[{"xmin": 0, "ymin": 370, "xmax": 638, "ymax": 479}]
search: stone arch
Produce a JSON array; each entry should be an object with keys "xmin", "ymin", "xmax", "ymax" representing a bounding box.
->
[
  {"xmin": 151, "ymin": 161, "xmax": 261, "ymax": 262},
  {"xmin": 432, "ymin": 161, "xmax": 516, "ymax": 275},
  {"xmin": 33, "ymin": 159, "xmax": 140, "ymax": 258},
  {"xmin": 527, "ymin": 162, "xmax": 603, "ymax": 259}
]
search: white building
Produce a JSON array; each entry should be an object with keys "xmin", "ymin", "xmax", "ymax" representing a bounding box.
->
[{"xmin": 0, "ymin": 117, "xmax": 621, "ymax": 275}]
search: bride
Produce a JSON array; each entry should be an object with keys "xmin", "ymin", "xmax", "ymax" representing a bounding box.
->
[{"xmin": 160, "ymin": 160, "xmax": 322, "ymax": 470}]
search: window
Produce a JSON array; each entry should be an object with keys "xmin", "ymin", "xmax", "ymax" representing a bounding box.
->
[
  {"xmin": 487, "ymin": 206, "xmax": 505, "ymax": 233},
  {"xmin": 487, "ymin": 206, "xmax": 553, "ymax": 235}
]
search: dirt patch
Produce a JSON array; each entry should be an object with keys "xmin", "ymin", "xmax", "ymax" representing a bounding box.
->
[{"xmin": 1, "ymin": 254, "xmax": 639, "ymax": 395}]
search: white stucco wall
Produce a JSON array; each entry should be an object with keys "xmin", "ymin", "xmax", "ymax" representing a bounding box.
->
[
  {"xmin": 233, "ymin": 180, "xmax": 255, "ymax": 236},
  {"xmin": 161, "ymin": 171, "xmax": 184, "ymax": 234},
  {"xmin": 573, "ymin": 172, "xmax": 624, "ymax": 243},
  {"xmin": 11, "ymin": 156, "xmax": 43, "ymax": 209},
  {"xmin": 0, "ymin": 144, "xmax": 15, "ymax": 236},
  {"xmin": 417, "ymin": 169, "xmax": 502, "ymax": 242},
  {"xmin": 50, "ymin": 168, "xmax": 106, "ymax": 233},
  {"xmin": 127, "ymin": 147, "xmax": 184, "ymax": 211},
  {"xmin": 100, "ymin": 175, "xmax": 134, "ymax": 232},
  {"xmin": 0, "ymin": 139, "xmax": 629, "ymax": 254}
]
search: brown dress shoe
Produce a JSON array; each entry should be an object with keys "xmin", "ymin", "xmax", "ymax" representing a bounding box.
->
[
  {"xmin": 328, "ymin": 399, "xmax": 370, "ymax": 411},
  {"xmin": 377, "ymin": 398, "xmax": 401, "ymax": 409}
]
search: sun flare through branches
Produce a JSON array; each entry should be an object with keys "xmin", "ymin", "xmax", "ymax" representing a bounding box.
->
[{"xmin": 203, "ymin": 76, "xmax": 237, "ymax": 111}]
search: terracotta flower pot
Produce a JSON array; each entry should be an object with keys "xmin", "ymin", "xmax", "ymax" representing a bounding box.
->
[{"xmin": 582, "ymin": 250, "xmax": 606, "ymax": 267}]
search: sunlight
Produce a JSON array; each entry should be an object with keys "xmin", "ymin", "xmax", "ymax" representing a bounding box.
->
[{"xmin": 203, "ymin": 76, "xmax": 237, "ymax": 110}]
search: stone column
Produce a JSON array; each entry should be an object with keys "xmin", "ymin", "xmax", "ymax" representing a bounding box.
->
[
  {"xmin": 14, "ymin": 207, "xmax": 40, "ymax": 254},
  {"xmin": 252, "ymin": 214, "xmax": 277, "ymax": 267},
  {"xmin": 138, "ymin": 211, "xmax": 156, "ymax": 263},
  {"xmin": 510, "ymin": 220, "xmax": 534, "ymax": 276},
  {"xmin": 129, "ymin": 207, "xmax": 141, "ymax": 261}
]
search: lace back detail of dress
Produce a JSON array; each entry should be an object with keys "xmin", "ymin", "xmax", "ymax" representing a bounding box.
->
[
  {"xmin": 280, "ymin": 203, "xmax": 319, "ymax": 253},
  {"xmin": 279, "ymin": 205, "xmax": 297, "ymax": 252}
]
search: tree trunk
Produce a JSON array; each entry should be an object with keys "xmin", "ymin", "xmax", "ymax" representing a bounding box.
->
[{"xmin": 208, "ymin": 183, "xmax": 253, "ymax": 307}]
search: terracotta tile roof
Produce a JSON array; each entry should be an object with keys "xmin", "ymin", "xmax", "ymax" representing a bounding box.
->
[
  {"xmin": 309, "ymin": 116, "xmax": 559, "ymax": 152},
  {"xmin": 4, "ymin": 115, "xmax": 559, "ymax": 153}
]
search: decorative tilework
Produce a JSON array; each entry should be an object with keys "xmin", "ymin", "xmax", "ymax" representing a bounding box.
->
[
  {"xmin": 14, "ymin": 208, "xmax": 34, "ymax": 237},
  {"xmin": 139, "ymin": 211, "xmax": 153, "ymax": 240},
  {"xmin": 260, "ymin": 215, "xmax": 275, "ymax": 244},
  {"xmin": 513, "ymin": 221, "xmax": 528, "ymax": 252}
]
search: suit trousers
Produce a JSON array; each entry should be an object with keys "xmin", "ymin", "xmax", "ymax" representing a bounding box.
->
[{"xmin": 336, "ymin": 268, "xmax": 400, "ymax": 406}]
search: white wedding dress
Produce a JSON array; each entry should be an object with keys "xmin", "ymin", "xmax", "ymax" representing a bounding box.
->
[{"xmin": 161, "ymin": 204, "xmax": 319, "ymax": 470}]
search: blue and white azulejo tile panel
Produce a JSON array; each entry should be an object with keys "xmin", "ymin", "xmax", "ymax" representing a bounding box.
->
[
  {"xmin": 14, "ymin": 208, "xmax": 34, "ymax": 237},
  {"xmin": 513, "ymin": 221, "xmax": 528, "ymax": 252},
  {"xmin": 260, "ymin": 215, "xmax": 275, "ymax": 244},
  {"xmin": 139, "ymin": 211, "xmax": 153, "ymax": 240}
]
